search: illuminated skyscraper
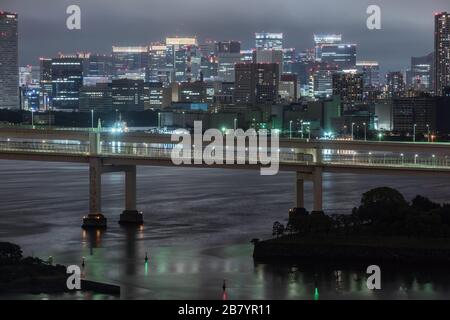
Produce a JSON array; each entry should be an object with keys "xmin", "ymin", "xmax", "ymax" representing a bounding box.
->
[
  {"xmin": 332, "ymin": 70, "xmax": 364, "ymax": 109},
  {"xmin": 165, "ymin": 37, "xmax": 200, "ymax": 82},
  {"xmin": 234, "ymin": 63, "xmax": 279, "ymax": 105},
  {"xmin": 410, "ymin": 53, "xmax": 434, "ymax": 91},
  {"xmin": 356, "ymin": 61, "xmax": 380, "ymax": 89},
  {"xmin": 282, "ymin": 48, "xmax": 296, "ymax": 74},
  {"xmin": 51, "ymin": 57, "xmax": 83, "ymax": 111},
  {"xmin": 0, "ymin": 11, "xmax": 19, "ymax": 109},
  {"xmin": 386, "ymin": 71, "xmax": 405, "ymax": 97},
  {"xmin": 434, "ymin": 12, "xmax": 450, "ymax": 96},
  {"xmin": 148, "ymin": 43, "xmax": 172, "ymax": 83},
  {"xmin": 314, "ymin": 34, "xmax": 342, "ymax": 62},
  {"xmin": 217, "ymin": 41, "xmax": 241, "ymax": 82},
  {"xmin": 321, "ymin": 44, "xmax": 357, "ymax": 70},
  {"xmin": 112, "ymin": 46, "xmax": 148, "ymax": 80},
  {"xmin": 255, "ymin": 32, "xmax": 283, "ymax": 50}
]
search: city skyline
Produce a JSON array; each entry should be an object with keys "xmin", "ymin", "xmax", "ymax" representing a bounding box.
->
[{"xmin": 1, "ymin": 0, "xmax": 448, "ymax": 73}]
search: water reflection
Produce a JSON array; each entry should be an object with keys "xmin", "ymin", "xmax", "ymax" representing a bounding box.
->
[
  {"xmin": 254, "ymin": 261, "xmax": 450, "ymax": 300},
  {"xmin": 3, "ymin": 161, "xmax": 450, "ymax": 299}
]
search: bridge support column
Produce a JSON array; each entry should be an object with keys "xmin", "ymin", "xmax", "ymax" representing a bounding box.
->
[
  {"xmin": 312, "ymin": 167, "xmax": 324, "ymax": 215},
  {"xmin": 119, "ymin": 166, "xmax": 143, "ymax": 225},
  {"xmin": 289, "ymin": 172, "xmax": 308, "ymax": 216},
  {"xmin": 83, "ymin": 157, "xmax": 107, "ymax": 229},
  {"xmin": 295, "ymin": 173, "xmax": 305, "ymax": 208}
]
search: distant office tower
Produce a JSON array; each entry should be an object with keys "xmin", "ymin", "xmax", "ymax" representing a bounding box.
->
[
  {"xmin": 217, "ymin": 41, "xmax": 241, "ymax": 82},
  {"xmin": 112, "ymin": 46, "xmax": 148, "ymax": 80},
  {"xmin": 111, "ymin": 79, "xmax": 146, "ymax": 112},
  {"xmin": 386, "ymin": 71, "xmax": 405, "ymax": 97},
  {"xmin": 255, "ymin": 32, "xmax": 283, "ymax": 50},
  {"xmin": 217, "ymin": 41, "xmax": 241, "ymax": 54},
  {"xmin": 51, "ymin": 57, "xmax": 83, "ymax": 111},
  {"xmin": 178, "ymin": 81, "xmax": 207, "ymax": 103},
  {"xmin": 148, "ymin": 43, "xmax": 172, "ymax": 83},
  {"xmin": 19, "ymin": 66, "xmax": 33, "ymax": 87},
  {"xmin": 279, "ymin": 74, "xmax": 298, "ymax": 103},
  {"xmin": 240, "ymin": 50, "xmax": 255, "ymax": 63},
  {"xmin": 79, "ymin": 83, "xmax": 113, "ymax": 113},
  {"xmin": 166, "ymin": 37, "xmax": 200, "ymax": 82},
  {"xmin": 0, "ymin": 11, "xmax": 19, "ymax": 109},
  {"xmin": 314, "ymin": 34, "xmax": 342, "ymax": 62},
  {"xmin": 199, "ymin": 40, "xmax": 217, "ymax": 58},
  {"xmin": 282, "ymin": 48, "xmax": 296, "ymax": 74},
  {"xmin": 200, "ymin": 55, "xmax": 218, "ymax": 80},
  {"xmin": 356, "ymin": 61, "xmax": 380, "ymax": 89},
  {"xmin": 410, "ymin": 53, "xmax": 434, "ymax": 91},
  {"xmin": 435, "ymin": 12, "xmax": 450, "ymax": 96},
  {"xmin": 20, "ymin": 85, "xmax": 40, "ymax": 111},
  {"xmin": 332, "ymin": 71, "xmax": 364, "ymax": 109},
  {"xmin": 256, "ymin": 49, "xmax": 283, "ymax": 64},
  {"xmin": 393, "ymin": 97, "xmax": 437, "ymax": 134},
  {"xmin": 87, "ymin": 54, "xmax": 112, "ymax": 77},
  {"xmin": 321, "ymin": 44, "xmax": 357, "ymax": 70},
  {"xmin": 309, "ymin": 63, "xmax": 339, "ymax": 99},
  {"xmin": 146, "ymin": 82, "xmax": 165, "ymax": 109},
  {"xmin": 39, "ymin": 58, "xmax": 52, "ymax": 109},
  {"xmin": 234, "ymin": 63, "xmax": 279, "ymax": 105}
]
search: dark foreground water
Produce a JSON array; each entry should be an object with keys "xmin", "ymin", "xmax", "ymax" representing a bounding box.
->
[{"xmin": 1, "ymin": 161, "xmax": 450, "ymax": 300}]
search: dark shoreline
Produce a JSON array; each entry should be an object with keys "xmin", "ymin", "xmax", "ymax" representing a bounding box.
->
[{"xmin": 253, "ymin": 236, "xmax": 450, "ymax": 264}]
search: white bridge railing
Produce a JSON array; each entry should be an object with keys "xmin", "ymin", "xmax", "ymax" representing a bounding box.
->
[{"xmin": 1, "ymin": 139, "xmax": 450, "ymax": 170}]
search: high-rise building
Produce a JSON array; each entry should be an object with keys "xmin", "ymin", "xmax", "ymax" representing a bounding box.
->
[
  {"xmin": 234, "ymin": 63, "xmax": 279, "ymax": 105},
  {"xmin": 39, "ymin": 58, "xmax": 52, "ymax": 110},
  {"xmin": 255, "ymin": 32, "xmax": 283, "ymax": 50},
  {"xmin": 282, "ymin": 48, "xmax": 296, "ymax": 74},
  {"xmin": 386, "ymin": 71, "xmax": 405, "ymax": 97},
  {"xmin": 309, "ymin": 63, "xmax": 339, "ymax": 99},
  {"xmin": 216, "ymin": 41, "xmax": 241, "ymax": 54},
  {"xmin": 79, "ymin": 83, "xmax": 113, "ymax": 113},
  {"xmin": 179, "ymin": 81, "xmax": 207, "ymax": 103},
  {"xmin": 111, "ymin": 79, "xmax": 146, "ymax": 112},
  {"xmin": 279, "ymin": 74, "xmax": 298, "ymax": 103},
  {"xmin": 20, "ymin": 85, "xmax": 40, "ymax": 111},
  {"xmin": 410, "ymin": 53, "xmax": 434, "ymax": 91},
  {"xmin": 217, "ymin": 41, "xmax": 241, "ymax": 82},
  {"xmin": 393, "ymin": 97, "xmax": 437, "ymax": 134},
  {"xmin": 356, "ymin": 61, "xmax": 380, "ymax": 89},
  {"xmin": 332, "ymin": 71, "xmax": 364, "ymax": 109},
  {"xmin": 256, "ymin": 49, "xmax": 283, "ymax": 65},
  {"xmin": 51, "ymin": 57, "xmax": 83, "ymax": 111},
  {"xmin": 165, "ymin": 37, "xmax": 200, "ymax": 82},
  {"xmin": 314, "ymin": 34, "xmax": 342, "ymax": 62},
  {"xmin": 240, "ymin": 50, "xmax": 255, "ymax": 63},
  {"xmin": 320, "ymin": 44, "xmax": 357, "ymax": 70},
  {"xmin": 435, "ymin": 12, "xmax": 450, "ymax": 96},
  {"xmin": 87, "ymin": 54, "xmax": 112, "ymax": 77},
  {"xmin": 146, "ymin": 82, "xmax": 165, "ymax": 109},
  {"xmin": 0, "ymin": 11, "xmax": 19, "ymax": 109},
  {"xmin": 112, "ymin": 46, "xmax": 148, "ymax": 80}
]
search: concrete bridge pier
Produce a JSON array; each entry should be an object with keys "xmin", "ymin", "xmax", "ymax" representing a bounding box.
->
[
  {"xmin": 119, "ymin": 166, "xmax": 144, "ymax": 225},
  {"xmin": 312, "ymin": 167, "xmax": 324, "ymax": 215},
  {"xmin": 82, "ymin": 159, "xmax": 143, "ymax": 229},
  {"xmin": 82, "ymin": 157, "xmax": 107, "ymax": 229},
  {"xmin": 292, "ymin": 167, "xmax": 324, "ymax": 215},
  {"xmin": 293, "ymin": 172, "xmax": 307, "ymax": 214}
]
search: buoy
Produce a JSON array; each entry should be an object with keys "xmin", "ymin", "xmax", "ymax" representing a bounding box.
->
[
  {"xmin": 81, "ymin": 257, "xmax": 85, "ymax": 268},
  {"xmin": 222, "ymin": 279, "xmax": 226, "ymax": 291},
  {"xmin": 145, "ymin": 252, "xmax": 148, "ymax": 263}
]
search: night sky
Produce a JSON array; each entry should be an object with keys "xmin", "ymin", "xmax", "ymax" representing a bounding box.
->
[{"xmin": 1, "ymin": 0, "xmax": 448, "ymax": 73}]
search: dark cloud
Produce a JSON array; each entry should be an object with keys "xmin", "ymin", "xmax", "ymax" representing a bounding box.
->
[{"xmin": 1, "ymin": 0, "xmax": 448, "ymax": 73}]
